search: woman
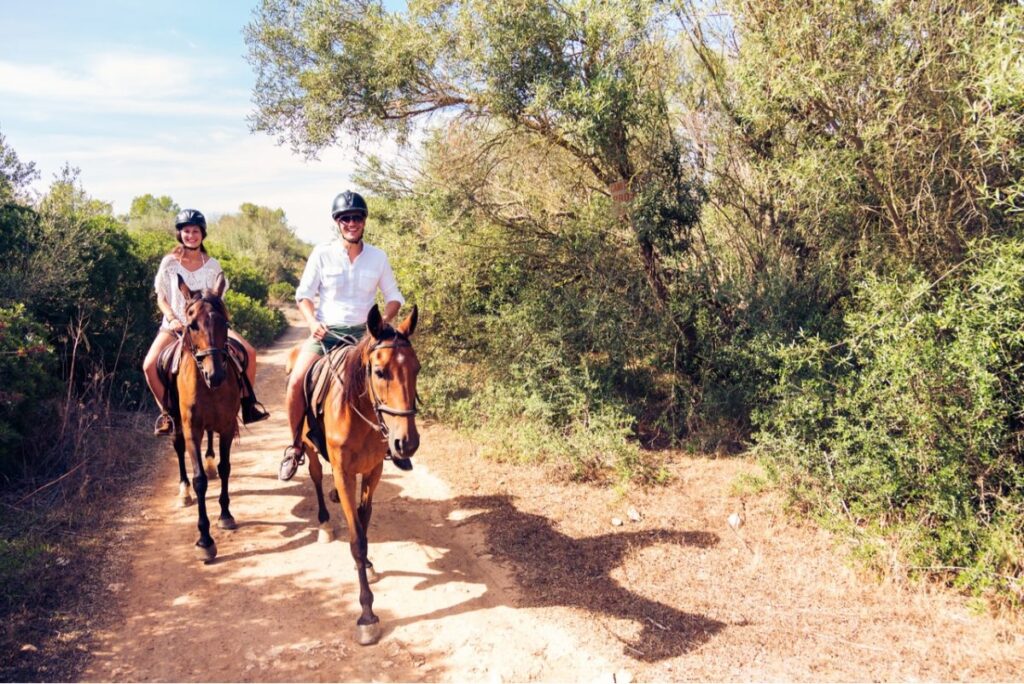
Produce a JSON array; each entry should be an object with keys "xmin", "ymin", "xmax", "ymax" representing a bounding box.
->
[{"xmin": 141, "ymin": 208, "xmax": 269, "ymax": 435}]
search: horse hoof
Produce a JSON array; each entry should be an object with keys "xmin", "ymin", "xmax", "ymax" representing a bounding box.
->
[
  {"xmin": 196, "ymin": 541, "xmax": 217, "ymax": 562},
  {"xmin": 356, "ymin": 622, "xmax": 382, "ymax": 646},
  {"xmin": 329, "ymin": 489, "xmax": 340, "ymax": 503},
  {"xmin": 205, "ymin": 460, "xmax": 218, "ymax": 479},
  {"xmin": 218, "ymin": 516, "xmax": 237, "ymax": 530},
  {"xmin": 318, "ymin": 523, "xmax": 334, "ymax": 544},
  {"xmin": 177, "ymin": 484, "xmax": 193, "ymax": 508}
]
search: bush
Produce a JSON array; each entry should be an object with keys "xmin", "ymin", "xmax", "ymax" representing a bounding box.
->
[
  {"xmin": 267, "ymin": 281, "xmax": 294, "ymax": 306},
  {"xmin": 757, "ymin": 238, "xmax": 1024, "ymax": 602},
  {"xmin": 0, "ymin": 305, "xmax": 60, "ymax": 479},
  {"xmin": 217, "ymin": 253, "xmax": 269, "ymax": 303},
  {"xmin": 224, "ymin": 290, "xmax": 287, "ymax": 347}
]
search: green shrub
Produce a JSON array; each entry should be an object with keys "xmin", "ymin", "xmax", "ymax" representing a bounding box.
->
[
  {"xmin": 0, "ymin": 305, "xmax": 60, "ymax": 479},
  {"xmin": 217, "ymin": 253, "xmax": 269, "ymax": 303},
  {"xmin": 757, "ymin": 238, "xmax": 1024, "ymax": 602},
  {"xmin": 224, "ymin": 290, "xmax": 287, "ymax": 347},
  {"xmin": 267, "ymin": 281, "xmax": 294, "ymax": 306}
]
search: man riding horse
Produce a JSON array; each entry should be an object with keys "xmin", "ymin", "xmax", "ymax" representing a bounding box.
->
[{"xmin": 279, "ymin": 190, "xmax": 410, "ymax": 480}]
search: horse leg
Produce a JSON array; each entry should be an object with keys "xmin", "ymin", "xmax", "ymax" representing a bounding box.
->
[
  {"xmin": 186, "ymin": 425, "xmax": 216, "ymax": 562},
  {"xmin": 204, "ymin": 430, "xmax": 218, "ymax": 478},
  {"xmin": 332, "ymin": 466, "xmax": 380, "ymax": 646},
  {"xmin": 308, "ymin": 448, "xmax": 333, "ymax": 543},
  {"xmin": 357, "ymin": 465, "xmax": 383, "ymax": 584},
  {"xmin": 174, "ymin": 431, "xmax": 192, "ymax": 508},
  {"xmin": 216, "ymin": 432, "xmax": 237, "ymax": 530}
]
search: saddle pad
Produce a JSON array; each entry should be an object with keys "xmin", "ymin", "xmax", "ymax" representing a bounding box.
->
[
  {"xmin": 304, "ymin": 344, "xmax": 354, "ymax": 420},
  {"xmin": 156, "ymin": 337, "xmax": 248, "ymax": 411}
]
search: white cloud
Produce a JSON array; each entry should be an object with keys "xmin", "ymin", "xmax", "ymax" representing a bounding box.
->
[
  {"xmin": 26, "ymin": 130, "xmax": 405, "ymax": 245},
  {"xmin": 0, "ymin": 53, "xmax": 245, "ymax": 117}
]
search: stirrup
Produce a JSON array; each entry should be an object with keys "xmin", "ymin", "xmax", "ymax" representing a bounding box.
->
[
  {"xmin": 279, "ymin": 445, "xmax": 305, "ymax": 481},
  {"xmin": 154, "ymin": 412, "xmax": 174, "ymax": 436}
]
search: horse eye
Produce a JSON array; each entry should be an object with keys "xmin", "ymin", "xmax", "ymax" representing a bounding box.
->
[
  {"xmin": 374, "ymin": 368, "xmax": 386, "ymax": 379},
  {"xmin": 189, "ymin": 321, "xmax": 199, "ymax": 331}
]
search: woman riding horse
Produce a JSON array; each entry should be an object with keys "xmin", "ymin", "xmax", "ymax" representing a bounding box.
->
[{"xmin": 141, "ymin": 208, "xmax": 268, "ymax": 436}]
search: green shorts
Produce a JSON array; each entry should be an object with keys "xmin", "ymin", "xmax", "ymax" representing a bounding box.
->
[{"xmin": 301, "ymin": 324, "xmax": 366, "ymax": 356}]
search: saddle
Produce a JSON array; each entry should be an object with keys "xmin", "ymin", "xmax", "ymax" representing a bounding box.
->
[
  {"xmin": 157, "ymin": 337, "xmax": 249, "ymax": 417},
  {"xmin": 302, "ymin": 344, "xmax": 357, "ymax": 461}
]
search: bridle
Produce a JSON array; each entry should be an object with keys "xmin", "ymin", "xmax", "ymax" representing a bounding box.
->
[
  {"xmin": 365, "ymin": 337, "xmax": 419, "ymax": 427},
  {"xmin": 181, "ymin": 298, "xmax": 229, "ymax": 384}
]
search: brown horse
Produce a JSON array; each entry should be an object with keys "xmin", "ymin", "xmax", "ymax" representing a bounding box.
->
[
  {"xmin": 171, "ymin": 273, "xmax": 241, "ymax": 562},
  {"xmin": 300, "ymin": 304, "xmax": 420, "ymax": 645}
]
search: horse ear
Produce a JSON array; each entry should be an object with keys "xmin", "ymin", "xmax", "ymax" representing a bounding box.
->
[
  {"xmin": 177, "ymin": 274, "xmax": 197, "ymax": 301},
  {"xmin": 396, "ymin": 305, "xmax": 418, "ymax": 338},
  {"xmin": 366, "ymin": 304, "xmax": 384, "ymax": 339},
  {"xmin": 212, "ymin": 272, "xmax": 227, "ymax": 298}
]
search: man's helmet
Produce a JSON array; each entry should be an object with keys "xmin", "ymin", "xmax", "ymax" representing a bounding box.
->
[
  {"xmin": 331, "ymin": 191, "xmax": 369, "ymax": 219},
  {"xmin": 175, "ymin": 209, "xmax": 207, "ymax": 237}
]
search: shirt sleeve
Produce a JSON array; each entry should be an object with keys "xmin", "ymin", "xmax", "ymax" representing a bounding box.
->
[
  {"xmin": 377, "ymin": 254, "xmax": 405, "ymax": 306},
  {"xmin": 206, "ymin": 258, "xmax": 229, "ymax": 292},
  {"xmin": 295, "ymin": 247, "xmax": 322, "ymax": 303},
  {"xmin": 154, "ymin": 255, "xmax": 175, "ymax": 300}
]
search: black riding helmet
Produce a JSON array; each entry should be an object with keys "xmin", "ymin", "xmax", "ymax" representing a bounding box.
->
[
  {"xmin": 175, "ymin": 209, "xmax": 208, "ymax": 238},
  {"xmin": 331, "ymin": 191, "xmax": 368, "ymax": 219}
]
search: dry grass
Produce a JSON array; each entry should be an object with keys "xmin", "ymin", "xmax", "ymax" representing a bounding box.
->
[
  {"xmin": 0, "ymin": 407, "xmax": 160, "ymax": 682},
  {"xmin": 423, "ymin": 422, "xmax": 1024, "ymax": 682}
]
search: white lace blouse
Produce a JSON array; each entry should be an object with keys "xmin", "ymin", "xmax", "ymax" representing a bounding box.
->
[{"xmin": 153, "ymin": 254, "xmax": 229, "ymax": 331}]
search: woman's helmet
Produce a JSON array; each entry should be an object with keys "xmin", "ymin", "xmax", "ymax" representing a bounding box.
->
[
  {"xmin": 175, "ymin": 209, "xmax": 207, "ymax": 238},
  {"xmin": 331, "ymin": 191, "xmax": 368, "ymax": 219}
]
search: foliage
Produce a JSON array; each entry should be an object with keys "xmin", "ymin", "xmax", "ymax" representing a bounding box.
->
[
  {"xmin": 757, "ymin": 238, "xmax": 1024, "ymax": 601},
  {"xmin": 0, "ymin": 131, "xmax": 39, "ymax": 206},
  {"xmin": 0, "ymin": 305, "xmax": 60, "ymax": 479},
  {"xmin": 267, "ymin": 280, "xmax": 294, "ymax": 305},
  {"xmin": 215, "ymin": 251, "xmax": 270, "ymax": 303},
  {"xmin": 224, "ymin": 290, "xmax": 287, "ymax": 347},
  {"xmin": 208, "ymin": 203, "xmax": 308, "ymax": 286}
]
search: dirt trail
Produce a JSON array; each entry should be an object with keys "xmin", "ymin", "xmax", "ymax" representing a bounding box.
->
[
  {"xmin": 83, "ymin": 317, "xmax": 616, "ymax": 683},
  {"xmin": 83, "ymin": 314, "xmax": 1024, "ymax": 682}
]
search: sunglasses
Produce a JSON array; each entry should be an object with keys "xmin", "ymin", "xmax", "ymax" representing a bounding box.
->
[{"xmin": 335, "ymin": 215, "xmax": 366, "ymax": 224}]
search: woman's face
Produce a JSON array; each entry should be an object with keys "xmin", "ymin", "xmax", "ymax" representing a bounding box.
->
[{"xmin": 179, "ymin": 224, "xmax": 204, "ymax": 249}]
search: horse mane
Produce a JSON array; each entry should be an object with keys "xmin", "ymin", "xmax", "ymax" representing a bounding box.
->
[{"xmin": 339, "ymin": 325, "xmax": 403, "ymax": 406}]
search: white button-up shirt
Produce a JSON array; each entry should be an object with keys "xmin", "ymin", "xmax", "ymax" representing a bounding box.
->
[{"xmin": 294, "ymin": 240, "xmax": 405, "ymax": 326}]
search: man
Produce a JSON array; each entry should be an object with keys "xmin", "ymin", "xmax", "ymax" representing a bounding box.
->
[{"xmin": 278, "ymin": 190, "xmax": 408, "ymax": 481}]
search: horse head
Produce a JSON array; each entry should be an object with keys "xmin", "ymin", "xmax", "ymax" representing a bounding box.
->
[
  {"xmin": 177, "ymin": 272, "xmax": 231, "ymax": 390},
  {"xmin": 364, "ymin": 304, "xmax": 420, "ymax": 459}
]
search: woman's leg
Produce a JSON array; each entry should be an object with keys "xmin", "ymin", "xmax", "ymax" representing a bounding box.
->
[
  {"xmin": 142, "ymin": 331, "xmax": 179, "ymax": 434},
  {"xmin": 228, "ymin": 329, "xmax": 268, "ymax": 424}
]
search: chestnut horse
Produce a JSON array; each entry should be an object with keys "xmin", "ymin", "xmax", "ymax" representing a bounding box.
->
[
  {"xmin": 299, "ymin": 304, "xmax": 420, "ymax": 645},
  {"xmin": 171, "ymin": 273, "xmax": 241, "ymax": 562}
]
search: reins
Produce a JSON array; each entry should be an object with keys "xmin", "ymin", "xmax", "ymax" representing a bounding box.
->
[{"xmin": 319, "ymin": 329, "xmax": 418, "ymax": 442}]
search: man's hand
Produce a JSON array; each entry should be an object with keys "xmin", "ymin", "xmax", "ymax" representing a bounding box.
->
[{"xmin": 309, "ymin": 320, "xmax": 328, "ymax": 340}]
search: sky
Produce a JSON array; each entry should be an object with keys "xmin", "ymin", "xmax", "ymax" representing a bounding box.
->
[{"xmin": 0, "ymin": 1, "xmax": 404, "ymax": 244}]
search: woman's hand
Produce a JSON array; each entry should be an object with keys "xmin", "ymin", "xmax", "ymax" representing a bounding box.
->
[
  {"xmin": 309, "ymin": 320, "xmax": 328, "ymax": 340},
  {"xmin": 168, "ymin": 319, "xmax": 184, "ymax": 332}
]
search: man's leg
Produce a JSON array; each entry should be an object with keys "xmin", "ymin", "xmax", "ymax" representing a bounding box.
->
[{"xmin": 279, "ymin": 348, "xmax": 320, "ymax": 481}]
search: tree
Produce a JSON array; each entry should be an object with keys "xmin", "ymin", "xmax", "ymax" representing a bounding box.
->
[
  {"xmin": 0, "ymin": 129, "xmax": 39, "ymax": 206},
  {"xmin": 128, "ymin": 193, "xmax": 179, "ymax": 220},
  {"xmin": 246, "ymin": 0, "xmax": 704, "ymax": 311},
  {"xmin": 209, "ymin": 203, "xmax": 308, "ymax": 285}
]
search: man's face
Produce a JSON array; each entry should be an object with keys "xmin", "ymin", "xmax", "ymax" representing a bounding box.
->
[{"xmin": 335, "ymin": 213, "xmax": 366, "ymax": 243}]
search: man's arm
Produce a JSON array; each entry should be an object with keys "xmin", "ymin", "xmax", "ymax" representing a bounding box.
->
[{"xmin": 381, "ymin": 300, "xmax": 401, "ymax": 326}]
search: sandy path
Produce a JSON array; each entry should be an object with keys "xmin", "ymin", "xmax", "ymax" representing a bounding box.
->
[{"xmin": 82, "ymin": 318, "xmax": 615, "ymax": 683}]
